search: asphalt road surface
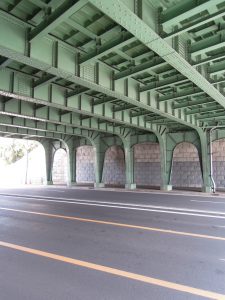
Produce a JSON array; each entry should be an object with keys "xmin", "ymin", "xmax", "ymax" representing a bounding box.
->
[{"xmin": 0, "ymin": 186, "xmax": 225, "ymax": 300}]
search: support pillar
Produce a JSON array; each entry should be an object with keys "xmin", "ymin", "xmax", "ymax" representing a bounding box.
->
[
  {"xmin": 66, "ymin": 146, "xmax": 76, "ymax": 186},
  {"xmin": 198, "ymin": 129, "xmax": 213, "ymax": 193},
  {"xmin": 160, "ymin": 133, "xmax": 173, "ymax": 191},
  {"xmin": 93, "ymin": 139, "xmax": 105, "ymax": 188},
  {"xmin": 41, "ymin": 140, "xmax": 55, "ymax": 185},
  {"xmin": 124, "ymin": 137, "xmax": 136, "ymax": 189}
]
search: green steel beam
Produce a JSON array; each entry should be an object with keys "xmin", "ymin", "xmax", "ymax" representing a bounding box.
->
[
  {"xmin": 208, "ymin": 61, "xmax": 225, "ymax": 76},
  {"xmin": 185, "ymin": 104, "xmax": 223, "ymax": 115},
  {"xmin": 196, "ymin": 110, "xmax": 225, "ymax": 120},
  {"xmin": 89, "ymin": 0, "xmax": 225, "ymax": 112},
  {"xmin": 190, "ymin": 31, "xmax": 225, "ymax": 56},
  {"xmin": 165, "ymin": 7, "xmax": 225, "ymax": 39},
  {"xmin": 0, "ymin": 57, "xmax": 11, "ymax": 68},
  {"xmin": 130, "ymin": 111, "xmax": 154, "ymax": 118},
  {"xmin": 113, "ymin": 104, "xmax": 136, "ymax": 112},
  {"xmin": 33, "ymin": 74, "xmax": 57, "ymax": 88},
  {"xmin": 66, "ymin": 18, "xmax": 97, "ymax": 40},
  {"xmin": 114, "ymin": 57, "xmax": 166, "ymax": 80},
  {"xmin": 139, "ymin": 74, "xmax": 187, "ymax": 93},
  {"xmin": 93, "ymin": 96, "xmax": 116, "ymax": 106},
  {"xmin": 161, "ymin": 0, "xmax": 224, "ymax": 28},
  {"xmin": 79, "ymin": 32, "xmax": 136, "ymax": 64},
  {"xmin": 193, "ymin": 52, "xmax": 225, "ymax": 67},
  {"xmin": 0, "ymin": 11, "xmax": 200, "ymax": 129},
  {"xmin": 0, "ymin": 91, "xmax": 166, "ymax": 137},
  {"xmin": 173, "ymin": 97, "xmax": 215, "ymax": 109},
  {"xmin": 158, "ymin": 87, "xmax": 204, "ymax": 102},
  {"xmin": 29, "ymin": 0, "xmax": 88, "ymax": 42},
  {"xmin": 0, "ymin": 116, "xmax": 104, "ymax": 141},
  {"xmin": 66, "ymin": 87, "xmax": 89, "ymax": 98},
  {"xmin": 28, "ymin": 0, "xmax": 50, "ymax": 9},
  {"xmin": 0, "ymin": 104, "xmax": 134, "ymax": 138},
  {"xmin": 8, "ymin": 0, "xmax": 23, "ymax": 12}
]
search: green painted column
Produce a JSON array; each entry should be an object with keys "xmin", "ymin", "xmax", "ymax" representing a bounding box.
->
[
  {"xmin": 159, "ymin": 133, "xmax": 173, "ymax": 191},
  {"xmin": 41, "ymin": 140, "xmax": 55, "ymax": 185},
  {"xmin": 197, "ymin": 129, "xmax": 213, "ymax": 193},
  {"xmin": 123, "ymin": 137, "xmax": 136, "ymax": 189},
  {"xmin": 93, "ymin": 140, "xmax": 105, "ymax": 188},
  {"xmin": 66, "ymin": 146, "xmax": 76, "ymax": 186}
]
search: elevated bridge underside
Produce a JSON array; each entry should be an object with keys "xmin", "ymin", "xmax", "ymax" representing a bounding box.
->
[{"xmin": 1, "ymin": 0, "xmax": 225, "ymax": 191}]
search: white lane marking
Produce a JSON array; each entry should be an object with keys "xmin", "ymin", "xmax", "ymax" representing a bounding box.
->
[
  {"xmin": 2, "ymin": 186, "xmax": 225, "ymax": 199},
  {"xmin": 191, "ymin": 200, "xmax": 225, "ymax": 204},
  {"xmin": 48, "ymin": 190, "xmax": 65, "ymax": 193},
  {"xmin": 1, "ymin": 193, "xmax": 225, "ymax": 216},
  {"xmin": 215, "ymin": 225, "xmax": 225, "ymax": 228},
  {"xmin": 220, "ymin": 259, "xmax": 225, "ymax": 261},
  {"xmin": 1, "ymin": 195, "xmax": 225, "ymax": 219}
]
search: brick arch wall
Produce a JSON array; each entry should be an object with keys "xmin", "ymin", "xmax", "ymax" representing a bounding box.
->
[
  {"xmin": 134, "ymin": 143, "xmax": 161, "ymax": 187},
  {"xmin": 212, "ymin": 139, "xmax": 225, "ymax": 188},
  {"xmin": 171, "ymin": 142, "xmax": 202, "ymax": 188},
  {"xmin": 52, "ymin": 149, "xmax": 67, "ymax": 184},
  {"xmin": 102, "ymin": 146, "xmax": 125, "ymax": 185},
  {"xmin": 76, "ymin": 146, "xmax": 95, "ymax": 183}
]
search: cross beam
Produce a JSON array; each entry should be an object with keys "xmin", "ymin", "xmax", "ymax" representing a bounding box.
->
[{"xmin": 29, "ymin": 0, "xmax": 88, "ymax": 42}]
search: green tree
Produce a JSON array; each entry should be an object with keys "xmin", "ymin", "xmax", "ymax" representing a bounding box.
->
[{"xmin": 0, "ymin": 139, "xmax": 39, "ymax": 165}]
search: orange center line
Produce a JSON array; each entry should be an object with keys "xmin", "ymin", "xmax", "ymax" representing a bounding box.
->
[{"xmin": 0, "ymin": 240, "xmax": 224, "ymax": 299}]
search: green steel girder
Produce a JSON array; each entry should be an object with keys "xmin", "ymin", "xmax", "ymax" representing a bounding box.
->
[
  {"xmin": 158, "ymin": 87, "xmax": 204, "ymax": 102},
  {"xmin": 0, "ymin": 57, "xmax": 11, "ymax": 68},
  {"xmin": 130, "ymin": 111, "xmax": 154, "ymax": 118},
  {"xmin": 193, "ymin": 52, "xmax": 225, "ymax": 67},
  {"xmin": 165, "ymin": 7, "xmax": 225, "ymax": 39},
  {"xmin": 161, "ymin": 0, "xmax": 224, "ymax": 28},
  {"xmin": 139, "ymin": 74, "xmax": 188, "ymax": 93},
  {"xmin": 0, "ymin": 110, "xmax": 133, "ymax": 141},
  {"xmin": 33, "ymin": 74, "xmax": 58, "ymax": 88},
  {"xmin": 197, "ymin": 110, "xmax": 225, "ymax": 120},
  {"xmin": 0, "ymin": 119, "xmax": 93, "ymax": 141},
  {"xmin": 79, "ymin": 32, "xmax": 136, "ymax": 64},
  {"xmin": 208, "ymin": 60, "xmax": 225, "ymax": 76},
  {"xmin": 29, "ymin": 0, "xmax": 88, "ymax": 42},
  {"xmin": 185, "ymin": 104, "xmax": 223, "ymax": 115},
  {"xmin": 113, "ymin": 104, "xmax": 136, "ymax": 113},
  {"xmin": 190, "ymin": 31, "xmax": 225, "ymax": 56},
  {"xmin": 0, "ymin": 90, "xmax": 166, "ymax": 138},
  {"xmin": 173, "ymin": 97, "xmax": 215, "ymax": 109},
  {"xmin": 114, "ymin": 57, "xmax": 166, "ymax": 80},
  {"xmin": 0, "ymin": 13, "xmax": 198, "ymax": 132},
  {"xmin": 93, "ymin": 96, "xmax": 116, "ymax": 106},
  {"xmin": 66, "ymin": 87, "xmax": 89, "ymax": 98},
  {"xmin": 89, "ymin": 0, "xmax": 225, "ymax": 112},
  {"xmin": 0, "ymin": 126, "xmax": 68, "ymax": 141},
  {"xmin": 65, "ymin": 18, "xmax": 97, "ymax": 40}
]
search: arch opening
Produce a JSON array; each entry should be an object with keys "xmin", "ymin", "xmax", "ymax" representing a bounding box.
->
[
  {"xmin": 0, "ymin": 138, "xmax": 46, "ymax": 186},
  {"xmin": 133, "ymin": 142, "xmax": 161, "ymax": 188},
  {"xmin": 76, "ymin": 145, "xmax": 95, "ymax": 183},
  {"xmin": 212, "ymin": 139, "xmax": 225, "ymax": 189},
  {"xmin": 171, "ymin": 142, "xmax": 202, "ymax": 189},
  {"xmin": 52, "ymin": 148, "xmax": 68, "ymax": 185},
  {"xmin": 102, "ymin": 145, "xmax": 125, "ymax": 186}
]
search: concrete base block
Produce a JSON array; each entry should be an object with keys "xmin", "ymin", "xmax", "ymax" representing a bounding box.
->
[
  {"xmin": 125, "ymin": 183, "xmax": 136, "ymax": 190},
  {"xmin": 67, "ymin": 181, "xmax": 77, "ymax": 187},
  {"xmin": 202, "ymin": 185, "xmax": 213, "ymax": 193},
  {"xmin": 161, "ymin": 184, "xmax": 172, "ymax": 191},
  {"xmin": 45, "ymin": 181, "xmax": 53, "ymax": 185},
  {"xmin": 94, "ymin": 182, "xmax": 105, "ymax": 188}
]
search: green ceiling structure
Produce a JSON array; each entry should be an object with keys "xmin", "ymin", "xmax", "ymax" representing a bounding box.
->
[{"xmin": 1, "ymin": 0, "xmax": 225, "ymax": 191}]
